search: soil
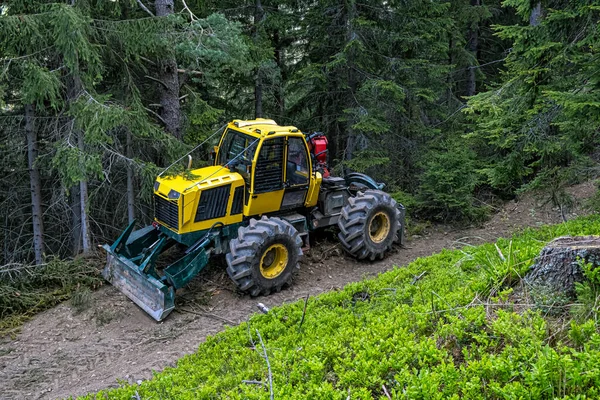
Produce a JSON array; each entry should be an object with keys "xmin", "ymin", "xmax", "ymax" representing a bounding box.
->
[{"xmin": 0, "ymin": 182, "xmax": 597, "ymax": 400}]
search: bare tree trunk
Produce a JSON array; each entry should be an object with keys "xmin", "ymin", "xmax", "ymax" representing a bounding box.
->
[
  {"xmin": 447, "ymin": 37, "xmax": 455, "ymax": 106},
  {"xmin": 66, "ymin": 72, "xmax": 92, "ymax": 254},
  {"xmin": 3, "ymin": 214, "xmax": 10, "ymax": 263},
  {"xmin": 466, "ymin": 0, "xmax": 480, "ymax": 97},
  {"xmin": 530, "ymin": 2, "xmax": 543, "ymax": 26},
  {"xmin": 77, "ymin": 129, "xmax": 92, "ymax": 253},
  {"xmin": 254, "ymin": 0, "xmax": 264, "ymax": 119},
  {"xmin": 126, "ymin": 129, "xmax": 135, "ymax": 223},
  {"xmin": 344, "ymin": 0, "xmax": 357, "ymax": 162},
  {"xmin": 273, "ymin": 27, "xmax": 285, "ymax": 118},
  {"xmin": 155, "ymin": 0, "xmax": 182, "ymax": 139},
  {"xmin": 25, "ymin": 103, "xmax": 45, "ymax": 264},
  {"xmin": 71, "ymin": 186, "xmax": 81, "ymax": 254}
]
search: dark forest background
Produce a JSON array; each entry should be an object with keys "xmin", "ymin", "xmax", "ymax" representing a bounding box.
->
[{"xmin": 1, "ymin": 0, "xmax": 599, "ymax": 266}]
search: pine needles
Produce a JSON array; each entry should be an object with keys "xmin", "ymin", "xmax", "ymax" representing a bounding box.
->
[{"xmin": 0, "ymin": 255, "xmax": 103, "ymax": 337}]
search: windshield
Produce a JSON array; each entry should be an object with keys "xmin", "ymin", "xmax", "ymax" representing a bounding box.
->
[{"xmin": 217, "ymin": 129, "xmax": 258, "ymax": 167}]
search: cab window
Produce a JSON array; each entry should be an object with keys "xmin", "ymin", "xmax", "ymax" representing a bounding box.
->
[
  {"xmin": 253, "ymin": 137, "xmax": 285, "ymax": 193},
  {"xmin": 217, "ymin": 129, "xmax": 257, "ymax": 167},
  {"xmin": 286, "ymin": 137, "xmax": 309, "ymax": 186}
]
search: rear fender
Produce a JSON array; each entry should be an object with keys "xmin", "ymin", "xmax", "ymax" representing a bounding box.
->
[{"xmin": 344, "ymin": 172, "xmax": 385, "ymax": 191}]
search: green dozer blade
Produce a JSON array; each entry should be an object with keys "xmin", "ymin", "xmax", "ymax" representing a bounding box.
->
[
  {"xmin": 101, "ymin": 221, "xmax": 176, "ymax": 321},
  {"xmin": 102, "ymin": 245, "xmax": 175, "ymax": 321},
  {"xmin": 101, "ymin": 221, "xmax": 213, "ymax": 321}
]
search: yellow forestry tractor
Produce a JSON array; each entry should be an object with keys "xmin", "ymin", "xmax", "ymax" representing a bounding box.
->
[{"xmin": 102, "ymin": 119, "xmax": 405, "ymax": 320}]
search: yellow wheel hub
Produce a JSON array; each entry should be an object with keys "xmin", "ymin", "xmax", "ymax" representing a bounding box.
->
[
  {"xmin": 369, "ymin": 211, "xmax": 391, "ymax": 243},
  {"xmin": 260, "ymin": 244, "xmax": 289, "ymax": 279}
]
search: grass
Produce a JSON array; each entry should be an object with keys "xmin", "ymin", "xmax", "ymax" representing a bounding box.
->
[{"xmin": 77, "ymin": 215, "xmax": 600, "ymax": 399}]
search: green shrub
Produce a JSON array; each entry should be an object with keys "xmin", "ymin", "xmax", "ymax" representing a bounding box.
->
[
  {"xmin": 571, "ymin": 261, "xmax": 600, "ymax": 324},
  {"xmin": 415, "ymin": 141, "xmax": 487, "ymax": 222},
  {"xmin": 81, "ymin": 217, "xmax": 600, "ymax": 399}
]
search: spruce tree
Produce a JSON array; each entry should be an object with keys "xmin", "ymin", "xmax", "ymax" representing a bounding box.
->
[
  {"xmin": 0, "ymin": 0, "xmax": 249, "ymax": 263},
  {"xmin": 466, "ymin": 0, "xmax": 600, "ymax": 199}
]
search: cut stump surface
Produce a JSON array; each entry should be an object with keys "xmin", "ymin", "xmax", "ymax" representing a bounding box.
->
[{"xmin": 525, "ymin": 235, "xmax": 600, "ymax": 297}]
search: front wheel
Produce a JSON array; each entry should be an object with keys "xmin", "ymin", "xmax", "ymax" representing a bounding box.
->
[
  {"xmin": 226, "ymin": 216, "xmax": 303, "ymax": 296},
  {"xmin": 337, "ymin": 190, "xmax": 402, "ymax": 261}
]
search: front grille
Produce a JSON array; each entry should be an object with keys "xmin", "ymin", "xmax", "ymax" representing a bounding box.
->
[
  {"xmin": 155, "ymin": 195, "xmax": 179, "ymax": 230},
  {"xmin": 195, "ymin": 185, "xmax": 231, "ymax": 222}
]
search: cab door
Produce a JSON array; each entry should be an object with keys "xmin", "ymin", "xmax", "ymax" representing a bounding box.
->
[
  {"xmin": 281, "ymin": 136, "xmax": 311, "ymax": 210},
  {"xmin": 246, "ymin": 137, "xmax": 286, "ymax": 216}
]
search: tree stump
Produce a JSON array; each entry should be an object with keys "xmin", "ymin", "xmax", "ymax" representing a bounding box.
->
[{"xmin": 525, "ymin": 236, "xmax": 600, "ymax": 298}]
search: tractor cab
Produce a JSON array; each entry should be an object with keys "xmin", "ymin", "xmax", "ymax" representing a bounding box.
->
[{"xmin": 214, "ymin": 119, "xmax": 320, "ymax": 216}]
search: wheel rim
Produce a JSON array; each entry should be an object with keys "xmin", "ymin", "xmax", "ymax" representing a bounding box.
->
[
  {"xmin": 260, "ymin": 244, "xmax": 289, "ymax": 279},
  {"xmin": 368, "ymin": 211, "xmax": 391, "ymax": 243}
]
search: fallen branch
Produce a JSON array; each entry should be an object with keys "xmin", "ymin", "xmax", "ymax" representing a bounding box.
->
[
  {"xmin": 257, "ymin": 303, "xmax": 270, "ymax": 314},
  {"xmin": 382, "ymin": 385, "xmax": 392, "ymax": 400},
  {"xmin": 411, "ymin": 271, "xmax": 427, "ymax": 285},
  {"xmin": 494, "ymin": 243, "xmax": 506, "ymax": 262},
  {"xmin": 317, "ymin": 244, "xmax": 340, "ymax": 262},
  {"xmin": 298, "ymin": 295, "xmax": 309, "ymax": 331},
  {"xmin": 242, "ymin": 380, "xmax": 266, "ymax": 387},
  {"xmin": 256, "ymin": 329, "xmax": 274, "ymax": 400},
  {"xmin": 177, "ymin": 307, "xmax": 236, "ymax": 325}
]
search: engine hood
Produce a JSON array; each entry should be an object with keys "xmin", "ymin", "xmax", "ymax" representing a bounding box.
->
[{"xmin": 155, "ymin": 165, "xmax": 244, "ymax": 197}]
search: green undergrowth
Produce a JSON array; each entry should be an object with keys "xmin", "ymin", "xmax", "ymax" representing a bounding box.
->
[
  {"xmin": 0, "ymin": 255, "xmax": 103, "ymax": 337},
  {"xmin": 83, "ymin": 217, "xmax": 600, "ymax": 399}
]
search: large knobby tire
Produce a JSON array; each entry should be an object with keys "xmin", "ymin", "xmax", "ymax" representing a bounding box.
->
[
  {"xmin": 337, "ymin": 190, "xmax": 402, "ymax": 261},
  {"xmin": 226, "ymin": 216, "xmax": 303, "ymax": 296}
]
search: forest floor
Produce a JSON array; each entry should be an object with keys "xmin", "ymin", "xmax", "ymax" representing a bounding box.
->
[{"xmin": 0, "ymin": 182, "xmax": 597, "ymax": 400}]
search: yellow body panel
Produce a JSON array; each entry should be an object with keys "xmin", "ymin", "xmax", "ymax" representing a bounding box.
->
[
  {"xmin": 155, "ymin": 166, "xmax": 245, "ymax": 234},
  {"xmin": 245, "ymin": 189, "xmax": 285, "ymax": 216},
  {"xmin": 154, "ymin": 119, "xmax": 321, "ymax": 235},
  {"xmin": 305, "ymin": 171, "xmax": 322, "ymax": 207}
]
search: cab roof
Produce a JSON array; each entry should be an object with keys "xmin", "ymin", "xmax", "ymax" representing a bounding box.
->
[{"xmin": 229, "ymin": 118, "xmax": 302, "ymax": 138}]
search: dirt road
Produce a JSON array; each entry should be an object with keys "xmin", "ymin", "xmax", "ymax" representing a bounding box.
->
[{"xmin": 0, "ymin": 182, "xmax": 595, "ymax": 400}]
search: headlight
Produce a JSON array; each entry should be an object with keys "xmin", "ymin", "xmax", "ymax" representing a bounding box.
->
[
  {"xmin": 168, "ymin": 189, "xmax": 181, "ymax": 200},
  {"xmin": 154, "ymin": 181, "xmax": 160, "ymax": 192}
]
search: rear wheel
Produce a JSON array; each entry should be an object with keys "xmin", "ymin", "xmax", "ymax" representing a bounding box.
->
[
  {"xmin": 226, "ymin": 216, "xmax": 303, "ymax": 296},
  {"xmin": 338, "ymin": 190, "xmax": 402, "ymax": 261}
]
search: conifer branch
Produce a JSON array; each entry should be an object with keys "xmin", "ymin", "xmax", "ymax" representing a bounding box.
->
[
  {"xmin": 144, "ymin": 75, "xmax": 169, "ymax": 89},
  {"xmin": 181, "ymin": 0, "xmax": 198, "ymax": 22},
  {"xmin": 144, "ymin": 107, "xmax": 167, "ymax": 126},
  {"xmin": 136, "ymin": 0, "xmax": 155, "ymax": 17},
  {"xmin": 101, "ymin": 144, "xmax": 145, "ymax": 169},
  {"xmin": 82, "ymin": 90, "xmax": 110, "ymax": 109},
  {"xmin": 177, "ymin": 68, "xmax": 203, "ymax": 76}
]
